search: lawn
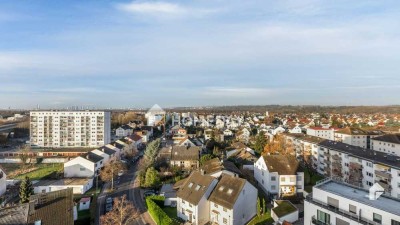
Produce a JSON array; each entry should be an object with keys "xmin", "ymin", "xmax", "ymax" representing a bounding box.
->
[
  {"xmin": 247, "ymin": 212, "xmax": 274, "ymax": 225},
  {"xmin": 162, "ymin": 206, "xmax": 178, "ymax": 220},
  {"xmin": 304, "ymin": 168, "xmax": 324, "ymax": 193},
  {"xmin": 14, "ymin": 163, "xmax": 63, "ymax": 180},
  {"xmin": 75, "ymin": 209, "xmax": 91, "ymax": 225}
]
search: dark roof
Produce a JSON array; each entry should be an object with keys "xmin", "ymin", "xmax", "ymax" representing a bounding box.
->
[
  {"xmin": 110, "ymin": 142, "xmax": 124, "ymax": 149},
  {"xmin": 120, "ymin": 124, "xmax": 133, "ymax": 130},
  {"xmin": 177, "ymin": 171, "xmax": 216, "ymax": 205},
  {"xmin": 231, "ymin": 142, "xmax": 247, "ymax": 150},
  {"xmin": 372, "ymin": 134, "xmax": 400, "ymax": 144},
  {"xmin": 141, "ymin": 126, "xmax": 153, "ymax": 131},
  {"xmin": 336, "ymin": 127, "xmax": 385, "ymax": 136},
  {"xmin": 262, "ymin": 155, "xmax": 299, "ymax": 175},
  {"xmin": 170, "ymin": 146, "xmax": 200, "ymax": 161},
  {"xmin": 28, "ymin": 189, "xmax": 74, "ymax": 225},
  {"xmin": 200, "ymin": 158, "xmax": 241, "ymax": 176},
  {"xmin": 96, "ymin": 146, "xmax": 116, "ymax": 156},
  {"xmin": 81, "ymin": 152, "xmax": 103, "ymax": 163},
  {"xmin": 0, "ymin": 204, "xmax": 29, "ymax": 225},
  {"xmin": 208, "ymin": 175, "xmax": 246, "ymax": 209},
  {"xmin": 128, "ymin": 134, "xmax": 142, "ymax": 141},
  {"xmin": 285, "ymin": 133, "xmax": 400, "ymax": 170}
]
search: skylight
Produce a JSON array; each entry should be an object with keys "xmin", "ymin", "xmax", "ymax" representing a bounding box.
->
[
  {"xmin": 227, "ymin": 189, "xmax": 233, "ymax": 195},
  {"xmin": 195, "ymin": 185, "xmax": 201, "ymax": 191},
  {"xmin": 188, "ymin": 182, "xmax": 193, "ymax": 188},
  {"xmin": 218, "ymin": 186, "xmax": 225, "ymax": 191}
]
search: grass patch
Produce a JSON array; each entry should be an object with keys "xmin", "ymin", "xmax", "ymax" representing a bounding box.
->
[
  {"xmin": 162, "ymin": 207, "xmax": 178, "ymax": 220},
  {"xmin": 14, "ymin": 163, "xmax": 63, "ymax": 180},
  {"xmin": 304, "ymin": 168, "xmax": 324, "ymax": 193},
  {"xmin": 271, "ymin": 201, "xmax": 297, "ymax": 217},
  {"xmin": 247, "ymin": 212, "xmax": 273, "ymax": 225},
  {"xmin": 0, "ymin": 164, "xmax": 21, "ymax": 174},
  {"xmin": 76, "ymin": 209, "xmax": 91, "ymax": 225}
]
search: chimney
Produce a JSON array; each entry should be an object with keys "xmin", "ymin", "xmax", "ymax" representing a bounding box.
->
[
  {"xmin": 102, "ymin": 148, "xmax": 105, "ymax": 152},
  {"xmin": 28, "ymin": 201, "xmax": 35, "ymax": 216},
  {"xmin": 86, "ymin": 154, "xmax": 89, "ymax": 159},
  {"xmin": 200, "ymin": 169, "xmax": 205, "ymax": 175}
]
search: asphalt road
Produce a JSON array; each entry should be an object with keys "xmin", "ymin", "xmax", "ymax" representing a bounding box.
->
[{"xmin": 96, "ymin": 159, "xmax": 151, "ymax": 225}]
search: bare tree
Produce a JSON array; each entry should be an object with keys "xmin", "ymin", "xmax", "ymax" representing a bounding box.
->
[
  {"xmin": 99, "ymin": 160, "xmax": 126, "ymax": 190},
  {"xmin": 18, "ymin": 145, "xmax": 32, "ymax": 171},
  {"xmin": 100, "ymin": 195, "xmax": 139, "ymax": 225}
]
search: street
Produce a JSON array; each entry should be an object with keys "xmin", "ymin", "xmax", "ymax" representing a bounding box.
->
[{"xmin": 96, "ymin": 159, "xmax": 153, "ymax": 225}]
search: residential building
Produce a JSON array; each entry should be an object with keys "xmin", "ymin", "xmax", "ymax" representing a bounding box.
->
[
  {"xmin": 271, "ymin": 200, "xmax": 299, "ymax": 224},
  {"xmin": 33, "ymin": 178, "xmax": 93, "ymax": 194},
  {"xmin": 0, "ymin": 189, "xmax": 74, "ymax": 225},
  {"xmin": 177, "ymin": 171, "xmax": 218, "ymax": 225},
  {"xmin": 208, "ymin": 175, "xmax": 258, "ymax": 225},
  {"xmin": 285, "ymin": 133, "xmax": 400, "ymax": 199},
  {"xmin": 30, "ymin": 110, "xmax": 111, "ymax": 148},
  {"xmin": 371, "ymin": 134, "xmax": 400, "ymax": 156},
  {"xmin": 145, "ymin": 104, "xmax": 165, "ymax": 126},
  {"xmin": 115, "ymin": 124, "xmax": 133, "ymax": 137},
  {"xmin": 307, "ymin": 127, "xmax": 335, "ymax": 140},
  {"xmin": 200, "ymin": 158, "xmax": 241, "ymax": 178},
  {"xmin": 170, "ymin": 146, "xmax": 200, "ymax": 170},
  {"xmin": 304, "ymin": 179, "xmax": 400, "ymax": 225},
  {"xmin": 64, "ymin": 152, "xmax": 103, "ymax": 178},
  {"xmin": 254, "ymin": 155, "xmax": 304, "ymax": 198},
  {"xmin": 334, "ymin": 127, "xmax": 384, "ymax": 149}
]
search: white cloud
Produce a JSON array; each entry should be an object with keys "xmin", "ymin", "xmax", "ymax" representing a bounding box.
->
[{"xmin": 116, "ymin": 2, "xmax": 186, "ymax": 15}]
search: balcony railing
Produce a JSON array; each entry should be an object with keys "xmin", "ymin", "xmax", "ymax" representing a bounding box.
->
[
  {"xmin": 306, "ymin": 196, "xmax": 380, "ymax": 225},
  {"xmin": 375, "ymin": 170, "xmax": 392, "ymax": 179}
]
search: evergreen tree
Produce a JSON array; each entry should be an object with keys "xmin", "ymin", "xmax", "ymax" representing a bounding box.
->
[
  {"xmin": 144, "ymin": 167, "xmax": 160, "ymax": 188},
  {"xmin": 19, "ymin": 176, "xmax": 34, "ymax": 203},
  {"xmin": 256, "ymin": 197, "xmax": 261, "ymax": 216},
  {"xmin": 253, "ymin": 131, "xmax": 267, "ymax": 154}
]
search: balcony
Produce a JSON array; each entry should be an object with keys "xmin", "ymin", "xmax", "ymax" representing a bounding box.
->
[
  {"xmin": 377, "ymin": 180, "xmax": 391, "ymax": 191},
  {"xmin": 306, "ymin": 196, "xmax": 378, "ymax": 225},
  {"xmin": 331, "ymin": 154, "xmax": 341, "ymax": 161},
  {"xmin": 375, "ymin": 170, "xmax": 391, "ymax": 179},
  {"xmin": 349, "ymin": 162, "xmax": 362, "ymax": 171}
]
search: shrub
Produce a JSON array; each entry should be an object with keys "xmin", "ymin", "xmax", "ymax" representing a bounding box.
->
[{"xmin": 146, "ymin": 196, "xmax": 173, "ymax": 225}]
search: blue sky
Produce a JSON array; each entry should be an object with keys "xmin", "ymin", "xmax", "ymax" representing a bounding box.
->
[{"xmin": 0, "ymin": 0, "xmax": 400, "ymax": 109}]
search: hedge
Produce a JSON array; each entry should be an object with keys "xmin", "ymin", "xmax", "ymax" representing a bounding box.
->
[{"xmin": 146, "ymin": 196, "xmax": 174, "ymax": 225}]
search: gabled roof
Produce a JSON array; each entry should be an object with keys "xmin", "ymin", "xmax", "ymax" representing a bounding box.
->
[
  {"xmin": 170, "ymin": 146, "xmax": 200, "ymax": 161},
  {"xmin": 208, "ymin": 175, "xmax": 246, "ymax": 209},
  {"xmin": 177, "ymin": 171, "xmax": 216, "ymax": 205},
  {"xmin": 128, "ymin": 134, "xmax": 142, "ymax": 141},
  {"xmin": 200, "ymin": 158, "xmax": 241, "ymax": 176},
  {"xmin": 262, "ymin": 155, "xmax": 299, "ymax": 175}
]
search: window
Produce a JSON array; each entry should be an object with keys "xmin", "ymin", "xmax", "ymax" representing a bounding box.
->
[
  {"xmin": 367, "ymin": 172, "xmax": 373, "ymax": 177},
  {"xmin": 398, "ymin": 182, "xmax": 400, "ymax": 188},
  {"xmin": 366, "ymin": 162, "xmax": 373, "ymax": 167},
  {"xmin": 80, "ymin": 167, "xmax": 86, "ymax": 171},
  {"xmin": 223, "ymin": 218, "xmax": 227, "ymax": 224},
  {"xmin": 261, "ymin": 171, "xmax": 264, "ymax": 176},
  {"xmin": 317, "ymin": 210, "xmax": 330, "ymax": 224},
  {"xmin": 262, "ymin": 180, "xmax": 264, "ymax": 184},
  {"xmin": 214, "ymin": 203, "xmax": 218, "ymax": 208},
  {"xmin": 290, "ymin": 177, "xmax": 295, "ymax": 182},
  {"xmin": 271, "ymin": 176, "xmax": 276, "ymax": 181},
  {"xmin": 182, "ymin": 200, "xmax": 185, "ymax": 204},
  {"xmin": 281, "ymin": 177, "xmax": 285, "ymax": 182},
  {"xmin": 271, "ymin": 185, "xmax": 276, "ymax": 190},
  {"xmin": 373, "ymin": 213, "xmax": 382, "ymax": 224},
  {"xmin": 392, "ymin": 220, "xmax": 400, "ymax": 225},
  {"xmin": 349, "ymin": 204, "xmax": 357, "ymax": 214}
]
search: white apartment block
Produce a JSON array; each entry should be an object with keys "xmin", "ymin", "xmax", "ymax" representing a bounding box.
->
[
  {"xmin": 285, "ymin": 133, "xmax": 400, "ymax": 199},
  {"xmin": 371, "ymin": 134, "xmax": 400, "ymax": 156},
  {"xmin": 307, "ymin": 127, "xmax": 335, "ymax": 140},
  {"xmin": 334, "ymin": 127, "xmax": 384, "ymax": 149},
  {"xmin": 30, "ymin": 111, "xmax": 111, "ymax": 148},
  {"xmin": 304, "ymin": 179, "xmax": 400, "ymax": 225},
  {"xmin": 254, "ymin": 155, "xmax": 304, "ymax": 198}
]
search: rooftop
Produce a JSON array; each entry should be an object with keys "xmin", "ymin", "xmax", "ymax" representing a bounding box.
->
[
  {"xmin": 176, "ymin": 171, "xmax": 216, "ymax": 205},
  {"xmin": 272, "ymin": 200, "xmax": 298, "ymax": 218},
  {"xmin": 315, "ymin": 180, "xmax": 400, "ymax": 216},
  {"xmin": 208, "ymin": 175, "xmax": 247, "ymax": 209},
  {"xmin": 262, "ymin": 155, "xmax": 300, "ymax": 175},
  {"xmin": 372, "ymin": 133, "xmax": 400, "ymax": 144}
]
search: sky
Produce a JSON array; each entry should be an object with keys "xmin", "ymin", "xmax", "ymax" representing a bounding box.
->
[{"xmin": 0, "ymin": 0, "xmax": 400, "ymax": 109}]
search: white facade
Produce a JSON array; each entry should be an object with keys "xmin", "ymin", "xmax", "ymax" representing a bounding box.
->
[
  {"xmin": 177, "ymin": 179, "xmax": 218, "ymax": 225},
  {"xmin": 307, "ymin": 127, "xmax": 335, "ymax": 140},
  {"xmin": 33, "ymin": 178, "xmax": 93, "ymax": 194},
  {"xmin": 209, "ymin": 181, "xmax": 257, "ymax": 225},
  {"xmin": 115, "ymin": 126, "xmax": 133, "ymax": 137},
  {"xmin": 64, "ymin": 156, "xmax": 102, "ymax": 178},
  {"xmin": 30, "ymin": 111, "xmax": 111, "ymax": 148},
  {"xmin": 304, "ymin": 179, "xmax": 400, "ymax": 225},
  {"xmin": 286, "ymin": 133, "xmax": 400, "ymax": 199},
  {"xmin": 254, "ymin": 156, "xmax": 304, "ymax": 197},
  {"xmin": 0, "ymin": 169, "xmax": 6, "ymax": 197},
  {"xmin": 371, "ymin": 138, "xmax": 400, "ymax": 156}
]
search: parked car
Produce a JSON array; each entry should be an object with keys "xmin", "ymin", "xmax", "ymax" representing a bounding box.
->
[
  {"xmin": 105, "ymin": 203, "xmax": 113, "ymax": 212},
  {"xmin": 106, "ymin": 197, "xmax": 113, "ymax": 204}
]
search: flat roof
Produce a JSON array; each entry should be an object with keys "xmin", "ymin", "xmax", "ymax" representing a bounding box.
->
[{"xmin": 316, "ymin": 180, "xmax": 400, "ymax": 216}]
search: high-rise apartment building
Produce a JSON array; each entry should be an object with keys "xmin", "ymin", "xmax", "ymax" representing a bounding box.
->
[{"xmin": 30, "ymin": 111, "xmax": 111, "ymax": 148}]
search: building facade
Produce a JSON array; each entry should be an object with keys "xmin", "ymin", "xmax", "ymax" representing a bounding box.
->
[
  {"xmin": 304, "ymin": 179, "xmax": 400, "ymax": 225},
  {"xmin": 30, "ymin": 111, "xmax": 111, "ymax": 148}
]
